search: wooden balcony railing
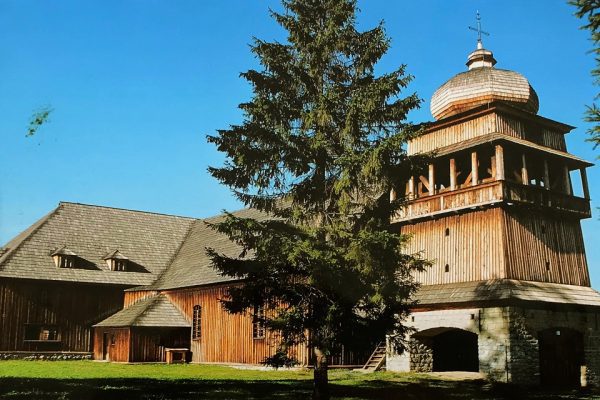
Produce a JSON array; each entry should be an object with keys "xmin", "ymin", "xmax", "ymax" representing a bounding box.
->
[{"xmin": 393, "ymin": 180, "xmax": 591, "ymax": 222}]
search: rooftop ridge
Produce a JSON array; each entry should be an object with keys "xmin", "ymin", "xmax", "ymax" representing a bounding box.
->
[{"xmin": 59, "ymin": 201, "xmax": 199, "ymax": 220}]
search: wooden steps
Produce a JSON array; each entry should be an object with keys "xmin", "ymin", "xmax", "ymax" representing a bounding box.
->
[{"xmin": 362, "ymin": 342, "xmax": 386, "ymax": 371}]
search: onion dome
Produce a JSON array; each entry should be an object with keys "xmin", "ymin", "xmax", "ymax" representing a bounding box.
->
[{"xmin": 430, "ymin": 43, "xmax": 539, "ymax": 120}]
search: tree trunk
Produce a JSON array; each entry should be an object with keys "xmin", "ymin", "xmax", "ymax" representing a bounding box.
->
[{"xmin": 313, "ymin": 347, "xmax": 329, "ymax": 400}]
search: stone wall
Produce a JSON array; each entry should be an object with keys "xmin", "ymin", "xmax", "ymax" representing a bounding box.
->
[
  {"xmin": 0, "ymin": 351, "xmax": 92, "ymax": 360},
  {"xmin": 507, "ymin": 307, "xmax": 600, "ymax": 386},
  {"xmin": 387, "ymin": 305, "xmax": 600, "ymax": 386},
  {"xmin": 408, "ymin": 337, "xmax": 433, "ymax": 372}
]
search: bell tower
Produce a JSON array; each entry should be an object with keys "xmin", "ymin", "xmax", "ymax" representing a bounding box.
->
[{"xmin": 387, "ymin": 38, "xmax": 600, "ymax": 387}]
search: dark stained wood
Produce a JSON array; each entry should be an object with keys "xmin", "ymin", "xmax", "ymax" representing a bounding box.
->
[
  {"xmin": 129, "ymin": 327, "xmax": 189, "ymax": 362},
  {"xmin": 580, "ymin": 168, "xmax": 590, "ymax": 200},
  {"xmin": 0, "ymin": 278, "xmax": 125, "ymax": 352}
]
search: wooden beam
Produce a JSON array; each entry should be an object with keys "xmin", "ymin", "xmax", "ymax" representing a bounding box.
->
[
  {"xmin": 418, "ymin": 175, "xmax": 430, "ymax": 192},
  {"xmin": 471, "ymin": 151, "xmax": 478, "ymax": 186},
  {"xmin": 408, "ymin": 176, "xmax": 415, "ymax": 199},
  {"xmin": 581, "ymin": 168, "xmax": 590, "ymax": 199},
  {"xmin": 495, "ymin": 144, "xmax": 505, "ymax": 181},
  {"xmin": 521, "ymin": 153, "xmax": 529, "ymax": 185},
  {"xmin": 450, "ymin": 159, "xmax": 457, "ymax": 190},
  {"xmin": 543, "ymin": 159, "xmax": 550, "ymax": 190},
  {"xmin": 428, "ymin": 164, "xmax": 435, "ymax": 195},
  {"xmin": 389, "ymin": 188, "xmax": 397, "ymax": 202},
  {"xmin": 563, "ymin": 165, "xmax": 572, "ymax": 196}
]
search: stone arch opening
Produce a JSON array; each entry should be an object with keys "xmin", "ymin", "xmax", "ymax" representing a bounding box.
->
[
  {"xmin": 412, "ymin": 327, "xmax": 479, "ymax": 372},
  {"xmin": 538, "ymin": 327, "xmax": 584, "ymax": 387}
]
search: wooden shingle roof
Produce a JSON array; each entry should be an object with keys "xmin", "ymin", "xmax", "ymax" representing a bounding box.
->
[
  {"xmin": 414, "ymin": 279, "xmax": 600, "ymax": 309},
  {"xmin": 0, "ymin": 202, "xmax": 195, "ymax": 286},
  {"xmin": 149, "ymin": 208, "xmax": 266, "ymax": 291},
  {"xmin": 93, "ymin": 294, "xmax": 190, "ymax": 328}
]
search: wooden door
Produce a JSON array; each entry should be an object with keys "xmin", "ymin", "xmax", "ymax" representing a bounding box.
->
[
  {"xmin": 539, "ymin": 328, "xmax": 584, "ymax": 387},
  {"xmin": 103, "ymin": 333, "xmax": 110, "ymax": 361}
]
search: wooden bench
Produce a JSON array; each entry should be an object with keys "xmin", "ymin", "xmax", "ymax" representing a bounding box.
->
[{"xmin": 165, "ymin": 348, "xmax": 189, "ymax": 364}]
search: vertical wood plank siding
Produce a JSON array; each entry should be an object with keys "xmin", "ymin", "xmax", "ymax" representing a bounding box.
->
[
  {"xmin": 400, "ymin": 206, "xmax": 589, "ymax": 287},
  {"xmin": 93, "ymin": 327, "xmax": 130, "ymax": 362},
  {"xmin": 129, "ymin": 327, "xmax": 190, "ymax": 362},
  {"xmin": 409, "ymin": 113, "xmax": 496, "ymax": 155},
  {"xmin": 124, "ymin": 290, "xmax": 159, "ymax": 307},
  {"xmin": 0, "ymin": 279, "xmax": 125, "ymax": 352},
  {"xmin": 407, "ymin": 112, "xmax": 566, "ymax": 155},
  {"xmin": 164, "ymin": 285, "xmax": 310, "ymax": 365},
  {"xmin": 503, "ymin": 209, "xmax": 590, "ymax": 286},
  {"xmin": 401, "ymin": 208, "xmax": 506, "ymax": 285}
]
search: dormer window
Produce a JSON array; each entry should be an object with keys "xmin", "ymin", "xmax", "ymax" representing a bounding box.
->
[
  {"xmin": 103, "ymin": 250, "xmax": 129, "ymax": 272},
  {"xmin": 51, "ymin": 247, "xmax": 77, "ymax": 268}
]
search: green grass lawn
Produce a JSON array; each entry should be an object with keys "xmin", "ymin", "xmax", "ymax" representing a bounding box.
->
[{"xmin": 0, "ymin": 361, "xmax": 597, "ymax": 400}]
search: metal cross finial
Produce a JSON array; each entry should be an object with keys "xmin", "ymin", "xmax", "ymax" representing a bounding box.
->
[{"xmin": 468, "ymin": 11, "xmax": 489, "ymax": 48}]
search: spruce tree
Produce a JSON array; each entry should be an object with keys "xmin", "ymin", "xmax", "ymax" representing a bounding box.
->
[
  {"xmin": 207, "ymin": 1, "xmax": 430, "ymax": 398},
  {"xmin": 571, "ymin": 0, "xmax": 600, "ymax": 148}
]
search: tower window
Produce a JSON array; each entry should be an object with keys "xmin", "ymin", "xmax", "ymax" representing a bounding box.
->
[
  {"xmin": 545, "ymin": 261, "xmax": 550, "ymax": 271},
  {"xmin": 444, "ymin": 264, "xmax": 450, "ymax": 273},
  {"xmin": 192, "ymin": 305, "xmax": 202, "ymax": 340},
  {"xmin": 445, "ymin": 228, "xmax": 450, "ymax": 236}
]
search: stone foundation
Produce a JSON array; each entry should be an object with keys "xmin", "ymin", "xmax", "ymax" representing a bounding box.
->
[
  {"xmin": 0, "ymin": 351, "xmax": 92, "ymax": 360},
  {"xmin": 387, "ymin": 306, "xmax": 600, "ymax": 386}
]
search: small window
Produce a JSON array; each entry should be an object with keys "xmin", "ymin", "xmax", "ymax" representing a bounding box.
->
[
  {"xmin": 445, "ymin": 228, "xmax": 450, "ymax": 236},
  {"xmin": 58, "ymin": 256, "xmax": 75, "ymax": 268},
  {"xmin": 253, "ymin": 304, "xmax": 266, "ymax": 340},
  {"xmin": 112, "ymin": 259, "xmax": 127, "ymax": 272},
  {"xmin": 444, "ymin": 264, "xmax": 450, "ymax": 273},
  {"xmin": 192, "ymin": 305, "xmax": 201, "ymax": 340},
  {"xmin": 51, "ymin": 247, "xmax": 78, "ymax": 268},
  {"xmin": 24, "ymin": 324, "xmax": 60, "ymax": 342},
  {"xmin": 103, "ymin": 250, "xmax": 129, "ymax": 272},
  {"xmin": 545, "ymin": 261, "xmax": 550, "ymax": 271}
]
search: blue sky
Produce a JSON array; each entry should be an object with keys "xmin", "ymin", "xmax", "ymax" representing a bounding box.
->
[{"xmin": 1, "ymin": 1, "xmax": 599, "ymax": 286}]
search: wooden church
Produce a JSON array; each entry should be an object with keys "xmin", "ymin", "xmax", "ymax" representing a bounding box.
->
[
  {"xmin": 1, "ymin": 28, "xmax": 600, "ymax": 388},
  {"xmin": 386, "ymin": 38, "xmax": 600, "ymax": 386}
]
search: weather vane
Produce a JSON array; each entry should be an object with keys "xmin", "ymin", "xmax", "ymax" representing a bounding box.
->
[{"xmin": 468, "ymin": 11, "xmax": 489, "ymax": 49}]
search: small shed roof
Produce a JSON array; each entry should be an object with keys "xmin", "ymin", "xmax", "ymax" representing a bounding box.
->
[
  {"xmin": 414, "ymin": 279, "xmax": 600, "ymax": 308},
  {"xmin": 94, "ymin": 294, "xmax": 190, "ymax": 328}
]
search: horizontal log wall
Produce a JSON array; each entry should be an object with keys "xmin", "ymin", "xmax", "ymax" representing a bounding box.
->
[
  {"xmin": 0, "ymin": 278, "xmax": 125, "ymax": 352},
  {"xmin": 93, "ymin": 327, "xmax": 130, "ymax": 362},
  {"xmin": 503, "ymin": 209, "xmax": 590, "ymax": 286},
  {"xmin": 401, "ymin": 208, "xmax": 506, "ymax": 285},
  {"xmin": 164, "ymin": 285, "xmax": 310, "ymax": 365}
]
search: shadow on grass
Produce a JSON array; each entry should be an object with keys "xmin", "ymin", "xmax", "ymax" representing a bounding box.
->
[{"xmin": 0, "ymin": 378, "xmax": 597, "ymax": 400}]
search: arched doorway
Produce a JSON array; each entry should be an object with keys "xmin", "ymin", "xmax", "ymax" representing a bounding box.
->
[
  {"xmin": 538, "ymin": 328, "xmax": 584, "ymax": 387},
  {"xmin": 432, "ymin": 329, "xmax": 479, "ymax": 372}
]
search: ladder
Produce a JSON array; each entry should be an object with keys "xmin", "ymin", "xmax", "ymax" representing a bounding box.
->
[{"xmin": 362, "ymin": 341, "xmax": 386, "ymax": 371}]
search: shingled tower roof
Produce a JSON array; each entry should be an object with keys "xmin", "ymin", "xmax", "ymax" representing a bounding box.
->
[{"xmin": 430, "ymin": 46, "xmax": 539, "ymax": 120}]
